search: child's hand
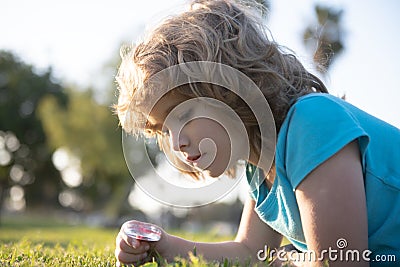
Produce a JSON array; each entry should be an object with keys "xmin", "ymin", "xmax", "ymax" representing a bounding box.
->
[
  {"xmin": 115, "ymin": 220, "xmax": 166, "ymax": 266},
  {"xmin": 115, "ymin": 230, "xmax": 151, "ymax": 266}
]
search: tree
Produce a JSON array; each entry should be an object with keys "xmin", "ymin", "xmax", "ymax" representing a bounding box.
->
[
  {"xmin": 303, "ymin": 5, "xmax": 345, "ymax": 73},
  {"xmin": 38, "ymin": 87, "xmax": 145, "ymax": 219},
  {"xmin": 0, "ymin": 51, "xmax": 68, "ymax": 221}
]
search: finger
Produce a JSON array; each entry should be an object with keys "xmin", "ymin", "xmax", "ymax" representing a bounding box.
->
[
  {"xmin": 117, "ymin": 236, "xmax": 150, "ymax": 254},
  {"xmin": 116, "ymin": 230, "xmax": 138, "ymax": 250},
  {"xmin": 116, "ymin": 232, "xmax": 151, "ymax": 255},
  {"xmin": 117, "ymin": 230, "xmax": 141, "ymax": 249},
  {"xmin": 115, "ymin": 248, "xmax": 148, "ymax": 265},
  {"xmin": 118, "ymin": 230, "xmax": 148, "ymax": 250}
]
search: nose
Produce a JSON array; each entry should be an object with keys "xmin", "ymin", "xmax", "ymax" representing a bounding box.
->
[{"xmin": 170, "ymin": 128, "xmax": 189, "ymax": 152}]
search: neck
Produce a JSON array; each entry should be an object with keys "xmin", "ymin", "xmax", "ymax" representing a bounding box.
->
[
  {"xmin": 248, "ymin": 150, "xmax": 275, "ymax": 187},
  {"xmin": 248, "ymin": 150, "xmax": 267, "ymax": 173}
]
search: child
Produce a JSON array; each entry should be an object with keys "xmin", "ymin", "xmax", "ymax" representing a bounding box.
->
[{"xmin": 114, "ymin": 0, "xmax": 400, "ymax": 266}]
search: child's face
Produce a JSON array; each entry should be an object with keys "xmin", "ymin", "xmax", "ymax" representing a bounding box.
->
[{"xmin": 147, "ymin": 94, "xmax": 248, "ymax": 177}]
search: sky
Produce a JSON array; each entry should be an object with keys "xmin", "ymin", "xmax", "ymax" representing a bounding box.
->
[
  {"xmin": 1, "ymin": 0, "xmax": 399, "ymax": 127},
  {"xmin": 266, "ymin": 0, "xmax": 400, "ymax": 128}
]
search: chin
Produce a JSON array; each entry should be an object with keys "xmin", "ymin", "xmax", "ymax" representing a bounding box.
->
[
  {"xmin": 204, "ymin": 158, "xmax": 236, "ymax": 178},
  {"xmin": 204, "ymin": 166, "xmax": 226, "ymax": 178},
  {"xmin": 205, "ymin": 171, "xmax": 221, "ymax": 178}
]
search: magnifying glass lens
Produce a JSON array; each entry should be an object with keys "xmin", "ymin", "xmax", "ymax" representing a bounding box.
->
[{"xmin": 122, "ymin": 221, "xmax": 162, "ymax": 242}]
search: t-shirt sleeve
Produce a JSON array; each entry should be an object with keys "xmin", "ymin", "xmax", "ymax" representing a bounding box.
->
[{"xmin": 285, "ymin": 96, "xmax": 369, "ymax": 189}]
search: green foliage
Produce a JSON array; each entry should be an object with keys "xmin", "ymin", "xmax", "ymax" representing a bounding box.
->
[
  {"xmin": 0, "ymin": 49, "xmax": 142, "ymax": 219},
  {"xmin": 302, "ymin": 5, "xmax": 345, "ymax": 73},
  {"xmin": 38, "ymin": 90, "xmax": 126, "ymax": 179},
  {"xmin": 0, "ymin": 50, "xmax": 68, "ymax": 210},
  {"xmin": 0, "ymin": 52, "xmax": 68, "ymax": 138},
  {"xmin": 37, "ymin": 87, "xmax": 135, "ymax": 215}
]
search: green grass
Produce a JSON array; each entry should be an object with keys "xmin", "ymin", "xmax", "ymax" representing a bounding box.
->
[
  {"xmin": 0, "ymin": 216, "xmax": 118, "ymax": 267},
  {"xmin": 1, "ymin": 214, "xmax": 313, "ymax": 266},
  {"xmin": 1, "ymin": 215, "xmax": 258, "ymax": 267},
  {"xmin": 0, "ymin": 227, "xmax": 236, "ymax": 267}
]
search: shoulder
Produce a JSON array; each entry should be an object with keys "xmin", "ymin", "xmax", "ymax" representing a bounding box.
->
[
  {"xmin": 276, "ymin": 93, "xmax": 369, "ymax": 189},
  {"xmin": 288, "ymin": 93, "xmax": 349, "ymax": 122},
  {"xmin": 293, "ymin": 92, "xmax": 344, "ymax": 107},
  {"xmin": 282, "ymin": 93, "xmax": 362, "ymax": 140},
  {"xmin": 282, "ymin": 93, "xmax": 357, "ymax": 138}
]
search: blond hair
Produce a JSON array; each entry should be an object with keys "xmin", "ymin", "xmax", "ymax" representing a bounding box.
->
[{"xmin": 115, "ymin": 0, "xmax": 328, "ymax": 177}]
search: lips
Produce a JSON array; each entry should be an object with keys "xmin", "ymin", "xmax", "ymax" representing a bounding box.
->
[{"xmin": 186, "ymin": 154, "xmax": 201, "ymax": 162}]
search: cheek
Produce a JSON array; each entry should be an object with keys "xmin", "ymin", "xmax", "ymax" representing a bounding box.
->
[
  {"xmin": 204, "ymin": 121, "xmax": 231, "ymax": 157},
  {"xmin": 200, "ymin": 120, "xmax": 229, "ymax": 141},
  {"xmin": 185, "ymin": 118, "xmax": 231, "ymax": 153}
]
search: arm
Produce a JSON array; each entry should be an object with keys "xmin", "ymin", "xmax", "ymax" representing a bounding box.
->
[
  {"xmin": 116, "ymin": 197, "xmax": 282, "ymax": 265},
  {"xmin": 295, "ymin": 140, "xmax": 369, "ymax": 267},
  {"xmin": 157, "ymin": 197, "xmax": 282, "ymax": 263}
]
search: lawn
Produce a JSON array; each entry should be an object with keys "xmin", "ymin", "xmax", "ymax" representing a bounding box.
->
[
  {"xmin": 0, "ymin": 215, "xmax": 118, "ymax": 266},
  {"xmin": 0, "ymin": 214, "xmax": 261, "ymax": 267}
]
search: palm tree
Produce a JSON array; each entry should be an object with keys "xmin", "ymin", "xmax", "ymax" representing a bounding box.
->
[{"xmin": 303, "ymin": 5, "xmax": 345, "ymax": 74}]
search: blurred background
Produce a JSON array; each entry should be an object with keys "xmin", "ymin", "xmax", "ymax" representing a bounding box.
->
[{"xmin": 0, "ymin": 0, "xmax": 399, "ymax": 235}]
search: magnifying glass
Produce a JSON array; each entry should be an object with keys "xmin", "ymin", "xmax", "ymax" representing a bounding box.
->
[{"xmin": 122, "ymin": 220, "xmax": 162, "ymax": 242}]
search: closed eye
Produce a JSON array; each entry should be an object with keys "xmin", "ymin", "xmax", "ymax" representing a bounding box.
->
[
  {"xmin": 178, "ymin": 108, "xmax": 193, "ymax": 121},
  {"xmin": 145, "ymin": 121, "xmax": 168, "ymax": 136}
]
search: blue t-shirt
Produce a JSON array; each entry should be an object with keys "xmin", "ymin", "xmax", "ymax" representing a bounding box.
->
[{"xmin": 247, "ymin": 93, "xmax": 400, "ymax": 264}]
